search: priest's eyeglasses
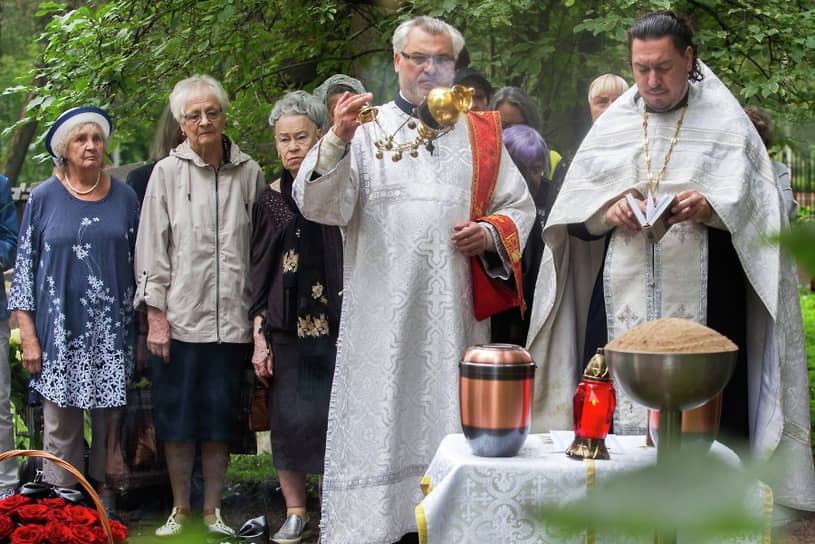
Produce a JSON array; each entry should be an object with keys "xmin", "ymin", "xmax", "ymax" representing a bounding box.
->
[
  {"xmin": 183, "ymin": 109, "xmax": 223, "ymax": 124},
  {"xmin": 400, "ymin": 51, "xmax": 455, "ymax": 67}
]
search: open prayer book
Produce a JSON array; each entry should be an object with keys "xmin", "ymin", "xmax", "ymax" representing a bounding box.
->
[{"xmin": 625, "ymin": 192, "xmax": 677, "ymax": 244}]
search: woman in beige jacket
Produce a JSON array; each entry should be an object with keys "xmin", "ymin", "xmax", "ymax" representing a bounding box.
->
[{"xmin": 134, "ymin": 75, "xmax": 265, "ymax": 537}]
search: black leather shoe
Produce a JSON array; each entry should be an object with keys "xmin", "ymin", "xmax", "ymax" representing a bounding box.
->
[
  {"xmin": 237, "ymin": 514, "xmax": 268, "ymax": 543},
  {"xmin": 19, "ymin": 482, "xmax": 52, "ymax": 499}
]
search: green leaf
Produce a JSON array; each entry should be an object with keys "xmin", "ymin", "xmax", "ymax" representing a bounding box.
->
[
  {"xmin": 540, "ymin": 446, "xmax": 771, "ymax": 538},
  {"xmin": 775, "ymin": 223, "xmax": 815, "ymax": 276},
  {"xmin": 35, "ymin": 2, "xmax": 67, "ymax": 17}
]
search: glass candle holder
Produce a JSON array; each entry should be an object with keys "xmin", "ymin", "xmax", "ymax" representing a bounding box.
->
[{"xmin": 566, "ymin": 348, "xmax": 616, "ymax": 460}]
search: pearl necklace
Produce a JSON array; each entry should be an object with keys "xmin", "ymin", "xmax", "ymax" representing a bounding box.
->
[
  {"xmin": 65, "ymin": 169, "xmax": 101, "ymax": 195},
  {"xmin": 642, "ymin": 102, "xmax": 688, "ymax": 196}
]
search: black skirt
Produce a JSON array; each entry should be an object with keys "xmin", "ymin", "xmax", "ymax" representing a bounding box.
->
[
  {"xmin": 152, "ymin": 340, "xmax": 251, "ymax": 443},
  {"xmin": 268, "ymin": 340, "xmax": 334, "ymax": 474}
]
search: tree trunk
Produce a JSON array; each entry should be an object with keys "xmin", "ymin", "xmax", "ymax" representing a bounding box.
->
[
  {"xmin": 1, "ymin": 90, "xmax": 39, "ymax": 185},
  {"xmin": 1, "ymin": 118, "xmax": 38, "ymax": 184}
]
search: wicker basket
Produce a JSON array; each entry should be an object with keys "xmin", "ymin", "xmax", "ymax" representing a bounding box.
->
[{"xmin": 0, "ymin": 449, "xmax": 114, "ymax": 544}]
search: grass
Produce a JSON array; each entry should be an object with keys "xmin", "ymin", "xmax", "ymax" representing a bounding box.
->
[
  {"xmin": 226, "ymin": 450, "xmax": 320, "ymax": 498},
  {"xmin": 226, "ymin": 452, "xmax": 276, "ymax": 483},
  {"xmin": 799, "ymin": 286, "xmax": 815, "ymax": 453}
]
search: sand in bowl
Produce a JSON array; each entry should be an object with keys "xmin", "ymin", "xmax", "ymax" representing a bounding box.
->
[
  {"xmin": 605, "ymin": 317, "xmax": 738, "ymax": 447},
  {"xmin": 606, "ymin": 317, "xmax": 737, "ymax": 354}
]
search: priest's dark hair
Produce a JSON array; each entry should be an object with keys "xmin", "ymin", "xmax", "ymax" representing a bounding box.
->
[{"xmin": 628, "ymin": 10, "xmax": 703, "ymax": 83}]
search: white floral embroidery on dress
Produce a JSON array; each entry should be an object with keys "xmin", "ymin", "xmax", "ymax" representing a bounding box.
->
[
  {"xmin": 72, "ymin": 244, "xmax": 88, "ymax": 260},
  {"xmin": 8, "ymin": 226, "xmax": 35, "ymax": 310},
  {"xmin": 37, "ymin": 220, "xmax": 132, "ymax": 407},
  {"xmin": 8, "ymin": 184, "xmax": 136, "ymax": 409}
]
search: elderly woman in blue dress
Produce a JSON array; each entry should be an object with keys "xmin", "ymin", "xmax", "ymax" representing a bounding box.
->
[
  {"xmin": 9, "ymin": 107, "xmax": 139, "ymax": 509},
  {"xmin": 135, "ymin": 75, "xmax": 265, "ymax": 537}
]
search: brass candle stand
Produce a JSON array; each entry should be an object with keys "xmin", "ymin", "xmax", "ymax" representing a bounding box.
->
[{"xmin": 357, "ymin": 85, "xmax": 473, "ymax": 161}]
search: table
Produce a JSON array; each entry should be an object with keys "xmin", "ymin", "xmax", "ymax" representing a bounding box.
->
[{"xmin": 415, "ymin": 433, "xmax": 771, "ymax": 544}]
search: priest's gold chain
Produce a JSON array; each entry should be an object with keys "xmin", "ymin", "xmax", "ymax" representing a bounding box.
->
[{"xmin": 642, "ymin": 103, "xmax": 689, "ymax": 196}]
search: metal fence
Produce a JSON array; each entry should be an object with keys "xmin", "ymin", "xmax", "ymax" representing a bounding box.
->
[
  {"xmin": 771, "ymin": 149, "xmax": 814, "ymax": 217},
  {"xmin": 782, "ymin": 151, "xmax": 815, "ymax": 216}
]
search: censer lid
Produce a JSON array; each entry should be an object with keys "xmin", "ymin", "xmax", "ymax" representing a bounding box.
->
[{"xmin": 460, "ymin": 343, "xmax": 534, "ymax": 364}]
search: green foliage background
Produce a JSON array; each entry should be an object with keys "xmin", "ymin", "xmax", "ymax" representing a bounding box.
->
[
  {"xmin": 1, "ymin": 0, "xmax": 814, "ymax": 180},
  {"xmin": 0, "ymin": 0, "xmax": 53, "ymax": 182}
]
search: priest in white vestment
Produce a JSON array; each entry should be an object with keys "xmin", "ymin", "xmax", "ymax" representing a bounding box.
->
[
  {"xmin": 526, "ymin": 10, "xmax": 815, "ymax": 512},
  {"xmin": 294, "ymin": 16, "xmax": 535, "ymax": 544}
]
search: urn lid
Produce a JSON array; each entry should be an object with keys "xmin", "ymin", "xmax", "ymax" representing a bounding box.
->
[{"xmin": 460, "ymin": 343, "xmax": 534, "ymax": 364}]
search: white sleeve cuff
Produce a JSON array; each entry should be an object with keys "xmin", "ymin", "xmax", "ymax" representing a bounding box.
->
[
  {"xmin": 315, "ymin": 128, "xmax": 349, "ymax": 174},
  {"xmin": 585, "ymin": 206, "xmax": 611, "ymax": 236},
  {"xmin": 479, "ymin": 222, "xmax": 497, "ymax": 252}
]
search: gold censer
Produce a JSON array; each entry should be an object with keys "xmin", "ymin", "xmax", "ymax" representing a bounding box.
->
[{"xmin": 357, "ymin": 85, "xmax": 474, "ymax": 161}]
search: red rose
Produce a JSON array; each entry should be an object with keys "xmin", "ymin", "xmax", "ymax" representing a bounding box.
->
[
  {"xmin": 68, "ymin": 525, "xmax": 96, "ymax": 544},
  {"xmin": 39, "ymin": 498, "xmax": 66, "ymax": 509},
  {"xmin": 16, "ymin": 504, "xmax": 50, "ymax": 524},
  {"xmin": 64, "ymin": 504, "xmax": 98, "ymax": 526},
  {"xmin": 43, "ymin": 522, "xmax": 72, "ymax": 544},
  {"xmin": 0, "ymin": 514, "xmax": 14, "ymax": 540},
  {"xmin": 91, "ymin": 526, "xmax": 105, "ymax": 543},
  {"xmin": 45, "ymin": 508, "xmax": 71, "ymax": 524},
  {"xmin": 10, "ymin": 524, "xmax": 46, "ymax": 544},
  {"xmin": 0, "ymin": 494, "xmax": 32, "ymax": 513},
  {"xmin": 109, "ymin": 520, "xmax": 128, "ymax": 543}
]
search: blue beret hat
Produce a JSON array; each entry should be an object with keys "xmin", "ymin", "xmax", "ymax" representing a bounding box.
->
[{"xmin": 45, "ymin": 106, "xmax": 112, "ymax": 160}]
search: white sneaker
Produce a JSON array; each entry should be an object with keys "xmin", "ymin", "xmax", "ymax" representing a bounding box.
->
[
  {"xmin": 206, "ymin": 508, "xmax": 236, "ymax": 536},
  {"xmin": 155, "ymin": 507, "xmax": 185, "ymax": 536}
]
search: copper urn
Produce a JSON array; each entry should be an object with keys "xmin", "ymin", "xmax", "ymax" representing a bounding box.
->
[
  {"xmin": 459, "ymin": 343, "xmax": 536, "ymax": 457},
  {"xmin": 648, "ymin": 392, "xmax": 723, "ymax": 449}
]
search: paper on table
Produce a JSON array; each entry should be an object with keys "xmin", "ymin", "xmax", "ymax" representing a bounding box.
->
[{"xmin": 549, "ymin": 430, "xmax": 626, "ymax": 454}]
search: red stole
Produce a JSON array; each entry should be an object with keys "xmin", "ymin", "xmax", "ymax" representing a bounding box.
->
[{"xmin": 466, "ymin": 111, "xmax": 525, "ymax": 321}]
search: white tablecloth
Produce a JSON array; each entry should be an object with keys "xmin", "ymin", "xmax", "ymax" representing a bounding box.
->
[{"xmin": 416, "ymin": 433, "xmax": 771, "ymax": 544}]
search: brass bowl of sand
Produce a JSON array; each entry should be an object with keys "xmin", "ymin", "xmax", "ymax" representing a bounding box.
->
[
  {"xmin": 604, "ymin": 350, "xmax": 736, "ymax": 413},
  {"xmin": 604, "ymin": 318, "xmax": 737, "ymax": 413}
]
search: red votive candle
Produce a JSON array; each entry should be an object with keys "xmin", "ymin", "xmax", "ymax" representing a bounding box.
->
[
  {"xmin": 573, "ymin": 379, "xmax": 615, "ymax": 439},
  {"xmin": 567, "ymin": 348, "xmax": 616, "ymax": 460}
]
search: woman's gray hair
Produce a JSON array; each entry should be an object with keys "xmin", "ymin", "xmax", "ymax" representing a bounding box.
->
[
  {"xmin": 54, "ymin": 122, "xmax": 108, "ymax": 171},
  {"xmin": 313, "ymin": 74, "xmax": 366, "ymax": 106},
  {"xmin": 392, "ymin": 16, "xmax": 465, "ymax": 58},
  {"xmin": 169, "ymin": 75, "xmax": 230, "ymax": 123},
  {"xmin": 149, "ymin": 104, "xmax": 182, "ymax": 161},
  {"xmin": 269, "ymin": 90, "xmax": 330, "ymax": 134},
  {"xmin": 488, "ymin": 86, "xmax": 541, "ymax": 132}
]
